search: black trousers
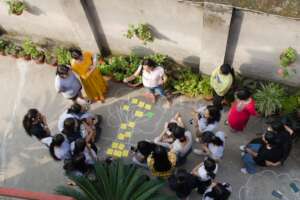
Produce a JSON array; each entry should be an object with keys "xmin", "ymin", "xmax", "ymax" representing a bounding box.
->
[{"xmin": 213, "ymin": 91, "xmax": 224, "ymax": 110}]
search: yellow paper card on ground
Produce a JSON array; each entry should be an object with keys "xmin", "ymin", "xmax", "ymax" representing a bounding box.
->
[
  {"xmin": 122, "ymin": 105, "xmax": 129, "ymax": 111},
  {"xmin": 138, "ymin": 101, "xmax": 145, "ymax": 108},
  {"xmin": 118, "ymin": 143, "xmax": 125, "ymax": 150},
  {"xmin": 117, "ymin": 133, "xmax": 125, "ymax": 140},
  {"xmin": 124, "ymin": 132, "xmax": 132, "ymax": 138},
  {"xmin": 112, "ymin": 142, "xmax": 119, "ymax": 148},
  {"xmin": 120, "ymin": 123, "xmax": 127, "ymax": 129},
  {"xmin": 106, "ymin": 148, "xmax": 113, "ymax": 155},
  {"xmin": 135, "ymin": 111, "xmax": 144, "ymax": 117},
  {"xmin": 131, "ymin": 98, "xmax": 139, "ymax": 104},
  {"xmin": 122, "ymin": 150, "xmax": 129, "ymax": 157},
  {"xmin": 145, "ymin": 104, "xmax": 152, "ymax": 110},
  {"xmin": 113, "ymin": 150, "xmax": 122, "ymax": 157},
  {"xmin": 128, "ymin": 121, "xmax": 136, "ymax": 128}
]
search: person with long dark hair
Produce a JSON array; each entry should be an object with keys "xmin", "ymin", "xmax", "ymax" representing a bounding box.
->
[
  {"xmin": 147, "ymin": 145, "xmax": 176, "ymax": 178},
  {"xmin": 192, "ymin": 157, "xmax": 218, "ymax": 194},
  {"xmin": 22, "ymin": 109, "xmax": 51, "ymax": 144},
  {"xmin": 49, "ymin": 134, "xmax": 71, "ymax": 161},
  {"xmin": 131, "ymin": 140, "xmax": 157, "ymax": 167},
  {"xmin": 70, "ymin": 48, "xmax": 107, "ymax": 103},
  {"xmin": 203, "ymin": 182, "xmax": 232, "ymax": 200},
  {"xmin": 70, "ymin": 138, "xmax": 97, "ymax": 165},
  {"xmin": 168, "ymin": 169, "xmax": 198, "ymax": 199},
  {"xmin": 62, "ymin": 118, "xmax": 82, "ymax": 143},
  {"xmin": 210, "ymin": 64, "xmax": 234, "ymax": 110}
]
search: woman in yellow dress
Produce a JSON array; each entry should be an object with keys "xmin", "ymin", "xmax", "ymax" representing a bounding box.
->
[{"xmin": 70, "ymin": 48, "xmax": 107, "ymax": 103}]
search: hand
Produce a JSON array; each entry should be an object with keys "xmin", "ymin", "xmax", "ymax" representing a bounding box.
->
[
  {"xmin": 41, "ymin": 115, "xmax": 47, "ymax": 125},
  {"xmin": 123, "ymin": 78, "xmax": 129, "ymax": 83}
]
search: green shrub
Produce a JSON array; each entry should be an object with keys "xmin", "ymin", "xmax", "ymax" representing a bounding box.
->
[
  {"xmin": 6, "ymin": 0, "xmax": 25, "ymax": 15},
  {"xmin": 254, "ymin": 83, "xmax": 286, "ymax": 117},
  {"xmin": 281, "ymin": 95, "xmax": 300, "ymax": 114},
  {"xmin": 125, "ymin": 24, "xmax": 154, "ymax": 45},
  {"xmin": 0, "ymin": 39, "xmax": 8, "ymax": 52},
  {"xmin": 280, "ymin": 47, "xmax": 297, "ymax": 67},
  {"xmin": 173, "ymin": 69, "xmax": 202, "ymax": 97},
  {"xmin": 55, "ymin": 47, "xmax": 71, "ymax": 65},
  {"xmin": 198, "ymin": 75, "xmax": 213, "ymax": 97},
  {"xmin": 144, "ymin": 53, "xmax": 168, "ymax": 66}
]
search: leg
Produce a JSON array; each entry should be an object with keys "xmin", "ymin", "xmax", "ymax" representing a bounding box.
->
[
  {"xmin": 144, "ymin": 87, "xmax": 156, "ymax": 103},
  {"xmin": 213, "ymin": 91, "xmax": 223, "ymax": 110},
  {"xmin": 241, "ymin": 143, "xmax": 261, "ymax": 174},
  {"xmin": 155, "ymin": 86, "xmax": 172, "ymax": 107}
]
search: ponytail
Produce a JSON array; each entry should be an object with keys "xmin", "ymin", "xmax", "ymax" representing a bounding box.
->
[
  {"xmin": 49, "ymin": 134, "xmax": 65, "ymax": 161},
  {"xmin": 204, "ymin": 157, "xmax": 217, "ymax": 179},
  {"xmin": 49, "ymin": 142, "xmax": 60, "ymax": 161}
]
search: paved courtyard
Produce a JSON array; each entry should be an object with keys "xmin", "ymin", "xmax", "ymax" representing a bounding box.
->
[{"xmin": 0, "ymin": 56, "xmax": 299, "ymax": 199}]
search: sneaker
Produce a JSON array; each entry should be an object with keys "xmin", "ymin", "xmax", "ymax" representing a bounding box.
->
[
  {"xmin": 240, "ymin": 168, "xmax": 248, "ymax": 174},
  {"xmin": 240, "ymin": 145, "xmax": 246, "ymax": 151},
  {"xmin": 193, "ymin": 149, "xmax": 205, "ymax": 155}
]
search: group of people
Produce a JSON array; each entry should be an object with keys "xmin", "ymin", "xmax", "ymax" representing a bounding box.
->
[{"xmin": 21, "ymin": 51, "xmax": 297, "ymax": 200}]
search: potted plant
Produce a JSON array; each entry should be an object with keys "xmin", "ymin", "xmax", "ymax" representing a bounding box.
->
[
  {"xmin": 125, "ymin": 23, "xmax": 154, "ymax": 45},
  {"xmin": 0, "ymin": 39, "xmax": 8, "ymax": 56},
  {"xmin": 253, "ymin": 82, "xmax": 286, "ymax": 117},
  {"xmin": 45, "ymin": 51, "xmax": 58, "ymax": 67},
  {"xmin": 6, "ymin": 0, "xmax": 25, "ymax": 15},
  {"xmin": 5, "ymin": 43, "xmax": 21, "ymax": 58},
  {"xmin": 55, "ymin": 47, "xmax": 71, "ymax": 65},
  {"xmin": 22, "ymin": 39, "xmax": 36, "ymax": 60},
  {"xmin": 277, "ymin": 47, "xmax": 298, "ymax": 78}
]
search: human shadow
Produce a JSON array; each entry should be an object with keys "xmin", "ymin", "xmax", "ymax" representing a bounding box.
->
[
  {"xmin": 183, "ymin": 55, "xmax": 200, "ymax": 71},
  {"xmin": 130, "ymin": 46, "xmax": 155, "ymax": 57},
  {"xmin": 24, "ymin": 1, "xmax": 44, "ymax": 16},
  {"xmin": 147, "ymin": 24, "xmax": 177, "ymax": 44}
]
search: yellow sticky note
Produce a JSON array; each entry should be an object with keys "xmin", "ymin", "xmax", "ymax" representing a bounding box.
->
[
  {"xmin": 124, "ymin": 132, "xmax": 132, "ymax": 138},
  {"xmin": 135, "ymin": 111, "xmax": 144, "ymax": 117},
  {"xmin": 113, "ymin": 150, "xmax": 122, "ymax": 157},
  {"xmin": 128, "ymin": 121, "xmax": 136, "ymax": 128},
  {"xmin": 138, "ymin": 101, "xmax": 145, "ymax": 108},
  {"xmin": 120, "ymin": 123, "xmax": 127, "ymax": 130},
  {"xmin": 106, "ymin": 148, "xmax": 113, "ymax": 155},
  {"xmin": 122, "ymin": 105, "xmax": 129, "ymax": 111},
  {"xmin": 145, "ymin": 104, "xmax": 152, "ymax": 110},
  {"xmin": 112, "ymin": 142, "xmax": 119, "ymax": 148},
  {"xmin": 117, "ymin": 133, "xmax": 125, "ymax": 140},
  {"xmin": 122, "ymin": 150, "xmax": 129, "ymax": 157},
  {"xmin": 131, "ymin": 98, "xmax": 139, "ymax": 104},
  {"xmin": 118, "ymin": 143, "xmax": 125, "ymax": 150}
]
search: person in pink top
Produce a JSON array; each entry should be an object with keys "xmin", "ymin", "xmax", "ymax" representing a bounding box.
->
[{"xmin": 227, "ymin": 89, "xmax": 257, "ymax": 132}]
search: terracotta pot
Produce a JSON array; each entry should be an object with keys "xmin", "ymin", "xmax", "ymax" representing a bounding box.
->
[
  {"xmin": 103, "ymin": 75, "xmax": 112, "ymax": 81},
  {"xmin": 23, "ymin": 55, "xmax": 31, "ymax": 61},
  {"xmin": 34, "ymin": 54, "xmax": 45, "ymax": 64},
  {"xmin": 203, "ymin": 95, "xmax": 213, "ymax": 101},
  {"xmin": 0, "ymin": 51, "xmax": 6, "ymax": 56}
]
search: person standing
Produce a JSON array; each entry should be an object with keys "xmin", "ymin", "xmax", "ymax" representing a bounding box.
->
[
  {"xmin": 70, "ymin": 48, "xmax": 107, "ymax": 103},
  {"xmin": 124, "ymin": 59, "xmax": 171, "ymax": 107},
  {"xmin": 227, "ymin": 89, "xmax": 257, "ymax": 132},
  {"xmin": 210, "ymin": 64, "xmax": 234, "ymax": 110}
]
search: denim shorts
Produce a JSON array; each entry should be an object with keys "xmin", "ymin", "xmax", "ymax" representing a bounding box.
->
[{"xmin": 146, "ymin": 85, "xmax": 165, "ymax": 97}]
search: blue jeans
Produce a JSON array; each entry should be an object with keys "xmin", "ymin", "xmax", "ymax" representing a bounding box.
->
[
  {"xmin": 146, "ymin": 85, "xmax": 165, "ymax": 97},
  {"xmin": 242, "ymin": 143, "xmax": 262, "ymax": 174}
]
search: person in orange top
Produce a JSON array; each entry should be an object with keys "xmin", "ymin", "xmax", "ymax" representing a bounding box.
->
[{"xmin": 70, "ymin": 48, "xmax": 107, "ymax": 103}]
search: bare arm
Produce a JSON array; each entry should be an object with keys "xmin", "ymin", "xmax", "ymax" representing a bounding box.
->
[
  {"xmin": 245, "ymin": 147, "xmax": 258, "ymax": 157},
  {"xmin": 191, "ymin": 163, "xmax": 202, "ymax": 175},
  {"xmin": 124, "ymin": 65, "xmax": 142, "ymax": 82},
  {"xmin": 265, "ymin": 160, "xmax": 281, "ymax": 167},
  {"xmin": 284, "ymin": 125, "xmax": 294, "ymax": 136}
]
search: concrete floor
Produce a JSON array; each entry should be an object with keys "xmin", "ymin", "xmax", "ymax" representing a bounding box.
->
[{"xmin": 0, "ymin": 56, "xmax": 299, "ymax": 200}]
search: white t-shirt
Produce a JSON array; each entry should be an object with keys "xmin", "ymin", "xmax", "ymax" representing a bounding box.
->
[
  {"xmin": 44, "ymin": 137, "xmax": 71, "ymax": 160},
  {"xmin": 139, "ymin": 65, "xmax": 164, "ymax": 88},
  {"xmin": 55, "ymin": 71, "xmax": 82, "ymax": 99},
  {"xmin": 197, "ymin": 163, "xmax": 218, "ymax": 181},
  {"xmin": 70, "ymin": 142, "xmax": 97, "ymax": 165},
  {"xmin": 58, "ymin": 111, "xmax": 81, "ymax": 132},
  {"xmin": 202, "ymin": 182, "xmax": 232, "ymax": 200},
  {"xmin": 208, "ymin": 131, "xmax": 225, "ymax": 160},
  {"xmin": 197, "ymin": 106, "xmax": 219, "ymax": 133},
  {"xmin": 172, "ymin": 131, "xmax": 193, "ymax": 157}
]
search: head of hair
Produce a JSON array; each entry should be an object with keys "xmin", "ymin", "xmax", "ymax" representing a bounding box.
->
[
  {"xmin": 173, "ymin": 168, "xmax": 188, "ymax": 187},
  {"xmin": 137, "ymin": 141, "xmax": 156, "ymax": 157},
  {"xmin": 73, "ymin": 138, "xmax": 86, "ymax": 156},
  {"xmin": 69, "ymin": 48, "xmax": 82, "ymax": 60},
  {"xmin": 205, "ymin": 183, "xmax": 231, "ymax": 200},
  {"xmin": 62, "ymin": 118, "xmax": 78, "ymax": 136},
  {"xmin": 167, "ymin": 122, "xmax": 178, "ymax": 133},
  {"xmin": 206, "ymin": 105, "xmax": 221, "ymax": 124},
  {"xmin": 270, "ymin": 120, "xmax": 285, "ymax": 133},
  {"xmin": 64, "ymin": 153, "xmax": 88, "ymax": 174},
  {"xmin": 49, "ymin": 134, "xmax": 65, "ymax": 161},
  {"xmin": 56, "ymin": 64, "xmax": 70, "ymax": 76},
  {"xmin": 23, "ymin": 108, "xmax": 39, "ymax": 136},
  {"xmin": 220, "ymin": 64, "xmax": 232, "ymax": 75},
  {"xmin": 210, "ymin": 135, "xmax": 224, "ymax": 146},
  {"xmin": 152, "ymin": 145, "xmax": 172, "ymax": 172},
  {"xmin": 264, "ymin": 130, "xmax": 277, "ymax": 146},
  {"xmin": 173, "ymin": 126, "xmax": 186, "ymax": 142},
  {"xmin": 142, "ymin": 59, "xmax": 156, "ymax": 68},
  {"xmin": 67, "ymin": 103, "xmax": 82, "ymax": 115},
  {"xmin": 236, "ymin": 89, "xmax": 251, "ymax": 101},
  {"xmin": 204, "ymin": 157, "xmax": 217, "ymax": 179}
]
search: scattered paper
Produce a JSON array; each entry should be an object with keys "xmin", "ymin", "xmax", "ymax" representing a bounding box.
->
[
  {"xmin": 117, "ymin": 133, "xmax": 125, "ymax": 140},
  {"xmin": 131, "ymin": 98, "xmax": 139, "ymax": 104},
  {"xmin": 138, "ymin": 101, "xmax": 145, "ymax": 108},
  {"xmin": 113, "ymin": 150, "xmax": 122, "ymax": 157},
  {"xmin": 122, "ymin": 105, "xmax": 129, "ymax": 111},
  {"xmin": 112, "ymin": 142, "xmax": 119, "ymax": 148},
  {"xmin": 145, "ymin": 104, "xmax": 152, "ymax": 110},
  {"xmin": 124, "ymin": 132, "xmax": 132, "ymax": 138},
  {"xmin": 120, "ymin": 123, "xmax": 127, "ymax": 130},
  {"xmin": 118, "ymin": 143, "xmax": 125, "ymax": 150},
  {"xmin": 106, "ymin": 148, "xmax": 113, "ymax": 155},
  {"xmin": 128, "ymin": 121, "xmax": 136, "ymax": 128},
  {"xmin": 122, "ymin": 150, "xmax": 129, "ymax": 157},
  {"xmin": 146, "ymin": 112, "xmax": 155, "ymax": 118},
  {"xmin": 135, "ymin": 111, "xmax": 144, "ymax": 117}
]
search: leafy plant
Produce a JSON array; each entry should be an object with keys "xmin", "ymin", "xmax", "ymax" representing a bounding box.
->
[
  {"xmin": 55, "ymin": 47, "xmax": 71, "ymax": 65},
  {"xmin": 0, "ymin": 39, "xmax": 8, "ymax": 53},
  {"xmin": 199, "ymin": 75, "xmax": 213, "ymax": 97},
  {"xmin": 281, "ymin": 95, "xmax": 300, "ymax": 114},
  {"xmin": 6, "ymin": 0, "xmax": 25, "ymax": 15},
  {"xmin": 173, "ymin": 69, "xmax": 202, "ymax": 97},
  {"xmin": 254, "ymin": 83, "xmax": 286, "ymax": 117},
  {"xmin": 56, "ymin": 160, "xmax": 173, "ymax": 200},
  {"xmin": 5, "ymin": 42, "xmax": 21, "ymax": 56},
  {"xmin": 280, "ymin": 47, "xmax": 297, "ymax": 67},
  {"xmin": 144, "ymin": 53, "xmax": 168, "ymax": 66},
  {"xmin": 125, "ymin": 24, "xmax": 154, "ymax": 45},
  {"xmin": 22, "ymin": 39, "xmax": 38, "ymax": 57}
]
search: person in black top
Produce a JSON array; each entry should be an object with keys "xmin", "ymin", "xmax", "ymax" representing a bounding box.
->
[
  {"xmin": 203, "ymin": 181, "xmax": 232, "ymax": 200},
  {"xmin": 168, "ymin": 169, "xmax": 198, "ymax": 199},
  {"xmin": 62, "ymin": 118, "xmax": 82, "ymax": 143},
  {"xmin": 241, "ymin": 131, "xmax": 283, "ymax": 174},
  {"xmin": 23, "ymin": 108, "xmax": 50, "ymax": 140},
  {"xmin": 131, "ymin": 140, "xmax": 156, "ymax": 167}
]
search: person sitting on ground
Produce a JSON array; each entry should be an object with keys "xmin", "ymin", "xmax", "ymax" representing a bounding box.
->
[
  {"xmin": 168, "ymin": 169, "xmax": 198, "ymax": 200},
  {"xmin": 210, "ymin": 64, "xmax": 234, "ymax": 110},
  {"xmin": 131, "ymin": 140, "xmax": 157, "ymax": 168},
  {"xmin": 48, "ymin": 134, "xmax": 71, "ymax": 161},
  {"xmin": 193, "ymin": 131, "xmax": 225, "ymax": 161},
  {"xmin": 62, "ymin": 118, "xmax": 82, "ymax": 143},
  {"xmin": 55, "ymin": 64, "xmax": 88, "ymax": 104},
  {"xmin": 203, "ymin": 181, "xmax": 232, "ymax": 200},
  {"xmin": 240, "ymin": 131, "xmax": 283, "ymax": 174},
  {"xmin": 123, "ymin": 58, "xmax": 171, "ymax": 107},
  {"xmin": 147, "ymin": 145, "xmax": 176, "ymax": 178},
  {"xmin": 192, "ymin": 157, "xmax": 218, "ymax": 194},
  {"xmin": 63, "ymin": 153, "xmax": 93, "ymax": 177},
  {"xmin": 192, "ymin": 105, "xmax": 221, "ymax": 142},
  {"xmin": 154, "ymin": 112, "xmax": 184, "ymax": 146},
  {"xmin": 226, "ymin": 89, "xmax": 257, "ymax": 132},
  {"xmin": 70, "ymin": 138, "xmax": 97, "ymax": 165},
  {"xmin": 267, "ymin": 120, "xmax": 294, "ymax": 165},
  {"xmin": 23, "ymin": 108, "xmax": 51, "ymax": 145}
]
